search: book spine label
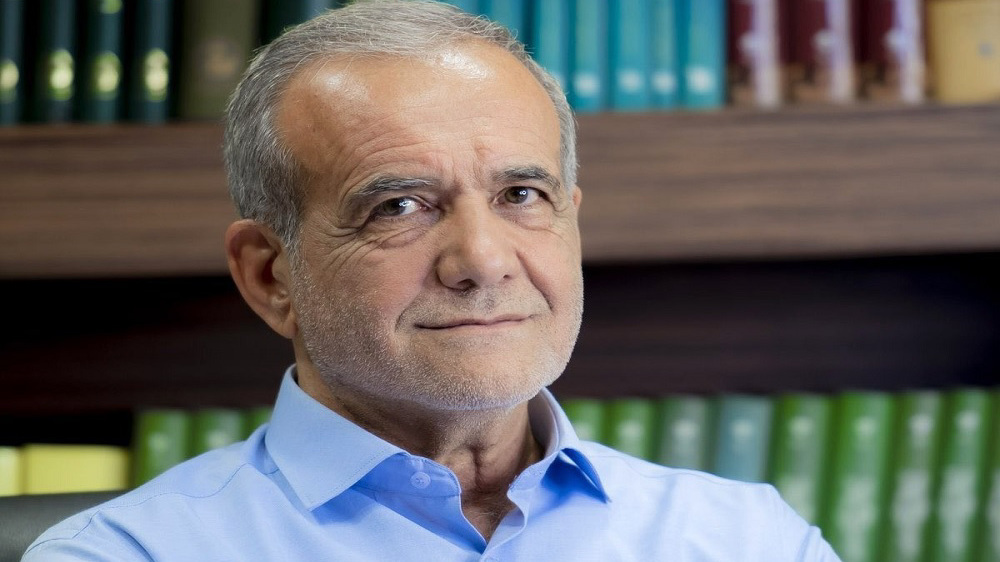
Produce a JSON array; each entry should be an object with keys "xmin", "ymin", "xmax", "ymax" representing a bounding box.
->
[
  {"xmin": 650, "ymin": 0, "xmax": 679, "ymax": 107},
  {"xmin": 681, "ymin": 0, "xmax": 727, "ymax": 108},
  {"xmin": 78, "ymin": 0, "xmax": 124, "ymax": 122},
  {"xmin": 610, "ymin": 0, "xmax": 651, "ymax": 110},
  {"xmin": 768, "ymin": 393, "xmax": 832, "ymax": 524},
  {"xmin": 787, "ymin": 0, "xmax": 856, "ymax": 104},
  {"xmin": 710, "ymin": 395, "xmax": 773, "ymax": 482},
  {"xmin": 532, "ymin": 0, "xmax": 570, "ymax": 92},
  {"xmin": 0, "ymin": 0, "xmax": 24, "ymax": 124},
  {"xmin": 127, "ymin": 0, "xmax": 173, "ymax": 122},
  {"xmin": 569, "ymin": 0, "xmax": 608, "ymax": 112},
  {"xmin": 656, "ymin": 395, "xmax": 713, "ymax": 470}
]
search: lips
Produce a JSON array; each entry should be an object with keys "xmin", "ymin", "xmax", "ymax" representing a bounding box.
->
[{"xmin": 417, "ymin": 314, "xmax": 530, "ymax": 329}]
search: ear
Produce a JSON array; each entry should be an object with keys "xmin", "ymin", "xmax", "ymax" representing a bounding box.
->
[
  {"xmin": 572, "ymin": 185, "xmax": 582, "ymax": 210},
  {"xmin": 225, "ymin": 219, "xmax": 297, "ymax": 339}
]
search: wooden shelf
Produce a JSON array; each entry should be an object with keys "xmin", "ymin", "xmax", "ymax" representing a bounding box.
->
[{"xmin": 2, "ymin": 104, "xmax": 999, "ymax": 278}]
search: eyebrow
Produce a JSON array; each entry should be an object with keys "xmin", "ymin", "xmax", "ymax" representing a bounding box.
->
[{"xmin": 494, "ymin": 166, "xmax": 563, "ymax": 192}]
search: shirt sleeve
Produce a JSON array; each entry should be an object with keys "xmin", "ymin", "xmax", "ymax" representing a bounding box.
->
[{"xmin": 22, "ymin": 518, "xmax": 154, "ymax": 562}]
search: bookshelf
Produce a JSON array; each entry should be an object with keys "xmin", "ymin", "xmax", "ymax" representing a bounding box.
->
[{"xmin": 1, "ymin": 105, "xmax": 999, "ymax": 419}]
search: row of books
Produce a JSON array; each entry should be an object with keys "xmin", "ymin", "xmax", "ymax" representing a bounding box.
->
[
  {"xmin": 0, "ymin": 406, "xmax": 271, "ymax": 495},
  {"xmin": 562, "ymin": 388, "xmax": 1000, "ymax": 562},
  {"xmin": 2, "ymin": 0, "xmax": 998, "ymax": 126}
]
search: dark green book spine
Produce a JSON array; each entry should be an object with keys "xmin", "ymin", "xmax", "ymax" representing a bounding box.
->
[
  {"xmin": 261, "ymin": 0, "xmax": 334, "ymax": 45},
  {"xmin": 977, "ymin": 390, "xmax": 999, "ymax": 562},
  {"xmin": 78, "ymin": 0, "xmax": 124, "ymax": 122},
  {"xmin": 927, "ymin": 389, "xmax": 992, "ymax": 562},
  {"xmin": 882, "ymin": 391, "xmax": 945, "ymax": 562},
  {"xmin": 189, "ymin": 408, "xmax": 247, "ymax": 456},
  {"xmin": 131, "ymin": 409, "xmax": 191, "ymax": 486},
  {"xmin": 127, "ymin": 0, "xmax": 173, "ymax": 122},
  {"xmin": 822, "ymin": 391, "xmax": 894, "ymax": 562},
  {"xmin": 655, "ymin": 395, "xmax": 713, "ymax": 470},
  {"xmin": 605, "ymin": 398, "xmax": 657, "ymax": 460},
  {"xmin": 768, "ymin": 393, "xmax": 832, "ymax": 525},
  {"xmin": 32, "ymin": 0, "xmax": 77, "ymax": 122},
  {"xmin": 0, "ymin": 0, "xmax": 24, "ymax": 125},
  {"xmin": 561, "ymin": 398, "xmax": 606, "ymax": 443},
  {"xmin": 177, "ymin": 0, "xmax": 260, "ymax": 120}
]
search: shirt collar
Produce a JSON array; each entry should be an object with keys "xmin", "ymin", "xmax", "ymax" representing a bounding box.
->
[{"xmin": 265, "ymin": 367, "xmax": 608, "ymax": 510}]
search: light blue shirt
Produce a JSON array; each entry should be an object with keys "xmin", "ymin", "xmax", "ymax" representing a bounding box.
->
[{"xmin": 26, "ymin": 369, "xmax": 841, "ymax": 561}]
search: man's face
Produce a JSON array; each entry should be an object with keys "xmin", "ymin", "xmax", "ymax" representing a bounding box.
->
[{"xmin": 276, "ymin": 42, "xmax": 583, "ymax": 413}]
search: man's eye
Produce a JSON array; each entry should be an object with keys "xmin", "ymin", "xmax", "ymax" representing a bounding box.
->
[
  {"xmin": 503, "ymin": 187, "xmax": 541, "ymax": 205},
  {"xmin": 373, "ymin": 197, "xmax": 421, "ymax": 218}
]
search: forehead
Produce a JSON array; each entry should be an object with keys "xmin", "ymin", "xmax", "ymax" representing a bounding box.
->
[{"xmin": 274, "ymin": 42, "xmax": 562, "ymax": 196}]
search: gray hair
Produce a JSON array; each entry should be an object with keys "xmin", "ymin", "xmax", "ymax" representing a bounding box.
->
[{"xmin": 223, "ymin": 0, "xmax": 578, "ymax": 252}]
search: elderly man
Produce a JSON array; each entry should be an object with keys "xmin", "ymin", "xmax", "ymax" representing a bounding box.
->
[{"xmin": 26, "ymin": 1, "xmax": 840, "ymax": 560}]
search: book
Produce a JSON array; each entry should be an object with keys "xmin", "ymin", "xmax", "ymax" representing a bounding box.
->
[
  {"xmin": 882, "ymin": 391, "xmax": 945, "ymax": 562},
  {"xmin": 126, "ymin": 0, "xmax": 173, "ymax": 122},
  {"xmin": 481, "ymin": 0, "xmax": 528, "ymax": 44},
  {"xmin": 649, "ymin": 0, "xmax": 680, "ymax": 108},
  {"xmin": 710, "ymin": 394, "xmax": 773, "ymax": 482},
  {"xmin": 131, "ymin": 409, "xmax": 191, "ymax": 486},
  {"xmin": 569, "ymin": 0, "xmax": 608, "ymax": 112},
  {"xmin": 31, "ymin": 0, "xmax": 77, "ymax": 122},
  {"xmin": 21, "ymin": 444, "xmax": 129, "ymax": 494},
  {"xmin": 727, "ymin": 0, "xmax": 782, "ymax": 108},
  {"xmin": 531, "ymin": 0, "xmax": 570, "ymax": 93},
  {"xmin": 926, "ymin": 389, "xmax": 992, "ymax": 562},
  {"xmin": 785, "ymin": 0, "xmax": 857, "ymax": 104},
  {"xmin": 189, "ymin": 408, "xmax": 247, "ymax": 456},
  {"xmin": 176, "ymin": 0, "xmax": 261, "ymax": 120},
  {"xmin": 926, "ymin": 0, "xmax": 1000, "ymax": 105},
  {"xmin": 978, "ymin": 390, "xmax": 1000, "ymax": 562},
  {"xmin": 680, "ymin": 0, "xmax": 727, "ymax": 109},
  {"xmin": 0, "ymin": 446, "xmax": 21, "ymax": 496},
  {"xmin": 262, "ymin": 0, "xmax": 336, "ymax": 45},
  {"xmin": 604, "ymin": 398, "xmax": 657, "ymax": 460},
  {"xmin": 655, "ymin": 394, "xmax": 713, "ymax": 470},
  {"xmin": 609, "ymin": 0, "xmax": 651, "ymax": 110},
  {"xmin": 767, "ymin": 393, "xmax": 832, "ymax": 524},
  {"xmin": 440, "ymin": 0, "xmax": 479, "ymax": 14},
  {"xmin": 77, "ymin": 0, "xmax": 125, "ymax": 123},
  {"xmin": 561, "ymin": 398, "xmax": 606, "ymax": 442},
  {"xmin": 0, "ymin": 0, "xmax": 24, "ymax": 125},
  {"xmin": 821, "ymin": 391, "xmax": 894, "ymax": 562},
  {"xmin": 857, "ymin": 0, "xmax": 926, "ymax": 104}
]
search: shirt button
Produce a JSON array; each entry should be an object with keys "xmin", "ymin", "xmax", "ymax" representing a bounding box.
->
[{"xmin": 410, "ymin": 471, "xmax": 431, "ymax": 489}]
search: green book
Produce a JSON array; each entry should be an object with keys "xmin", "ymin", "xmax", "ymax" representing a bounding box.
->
[
  {"xmin": 131, "ymin": 409, "xmax": 191, "ymax": 486},
  {"xmin": 604, "ymin": 398, "xmax": 657, "ymax": 460},
  {"xmin": 0, "ymin": 446, "xmax": 21, "ymax": 496},
  {"xmin": 977, "ymin": 390, "xmax": 1000, "ymax": 562},
  {"xmin": 31, "ymin": 0, "xmax": 77, "ymax": 122},
  {"xmin": 927, "ymin": 389, "xmax": 992, "ymax": 562},
  {"xmin": 189, "ymin": 408, "xmax": 247, "ymax": 456},
  {"xmin": 77, "ymin": 0, "xmax": 124, "ymax": 122},
  {"xmin": 176, "ymin": 0, "xmax": 260, "ymax": 120},
  {"xmin": 561, "ymin": 397, "xmax": 606, "ymax": 442},
  {"xmin": 262, "ymin": 0, "xmax": 335, "ymax": 45},
  {"xmin": 822, "ymin": 391, "xmax": 895, "ymax": 562},
  {"xmin": 0, "ymin": 0, "xmax": 25, "ymax": 125},
  {"xmin": 126, "ymin": 0, "xmax": 172, "ymax": 122},
  {"xmin": 655, "ymin": 394, "xmax": 713, "ymax": 470},
  {"xmin": 710, "ymin": 394, "xmax": 773, "ymax": 483},
  {"xmin": 767, "ymin": 393, "xmax": 832, "ymax": 524},
  {"xmin": 882, "ymin": 391, "xmax": 945, "ymax": 562},
  {"xmin": 243, "ymin": 405, "xmax": 273, "ymax": 439}
]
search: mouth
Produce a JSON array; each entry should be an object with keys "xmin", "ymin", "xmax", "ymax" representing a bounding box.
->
[{"xmin": 417, "ymin": 314, "xmax": 530, "ymax": 330}]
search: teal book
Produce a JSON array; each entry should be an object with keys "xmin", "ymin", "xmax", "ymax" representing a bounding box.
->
[
  {"xmin": 822, "ymin": 391, "xmax": 894, "ymax": 562},
  {"xmin": 767, "ymin": 393, "xmax": 832, "ymax": 524},
  {"xmin": 650, "ymin": 0, "xmax": 679, "ymax": 108},
  {"xmin": 531, "ymin": 0, "xmax": 570, "ymax": 93},
  {"xmin": 77, "ymin": 0, "xmax": 124, "ymax": 123},
  {"xmin": 927, "ymin": 389, "xmax": 992, "ymax": 562},
  {"xmin": 604, "ymin": 398, "xmax": 657, "ymax": 460},
  {"xmin": 132, "ymin": 409, "xmax": 191, "ymax": 486},
  {"xmin": 569, "ymin": 0, "xmax": 608, "ymax": 112},
  {"xmin": 882, "ymin": 391, "xmax": 945, "ymax": 562},
  {"xmin": 262, "ymin": 0, "xmax": 336, "ymax": 45},
  {"xmin": 679, "ymin": 0, "xmax": 726, "ymax": 109},
  {"xmin": 561, "ymin": 397, "xmax": 606, "ymax": 442},
  {"xmin": 31, "ymin": 0, "xmax": 77, "ymax": 122},
  {"xmin": 440, "ymin": 1, "xmax": 479, "ymax": 14},
  {"xmin": 189, "ymin": 408, "xmax": 247, "ymax": 456},
  {"xmin": 0, "ymin": 0, "xmax": 24, "ymax": 125},
  {"xmin": 177, "ymin": 0, "xmax": 261, "ymax": 120},
  {"xmin": 609, "ymin": 0, "xmax": 650, "ymax": 110},
  {"xmin": 243, "ymin": 405, "xmax": 273, "ymax": 439},
  {"xmin": 126, "ymin": 0, "xmax": 173, "ymax": 123},
  {"xmin": 655, "ymin": 395, "xmax": 713, "ymax": 470},
  {"xmin": 481, "ymin": 0, "xmax": 527, "ymax": 44},
  {"xmin": 710, "ymin": 394, "xmax": 773, "ymax": 483},
  {"xmin": 978, "ymin": 390, "xmax": 1000, "ymax": 562}
]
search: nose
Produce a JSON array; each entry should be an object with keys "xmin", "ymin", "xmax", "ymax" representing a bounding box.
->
[{"xmin": 435, "ymin": 200, "xmax": 519, "ymax": 291}]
